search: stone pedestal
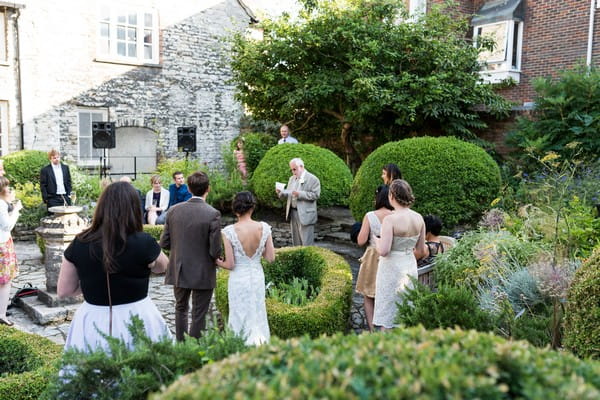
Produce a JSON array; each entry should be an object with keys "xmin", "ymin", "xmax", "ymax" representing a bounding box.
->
[{"xmin": 34, "ymin": 205, "xmax": 88, "ymax": 309}]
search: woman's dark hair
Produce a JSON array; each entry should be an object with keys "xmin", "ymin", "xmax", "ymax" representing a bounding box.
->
[
  {"xmin": 232, "ymin": 191, "xmax": 257, "ymax": 216},
  {"xmin": 389, "ymin": 179, "xmax": 415, "ymax": 207},
  {"xmin": 375, "ymin": 184, "xmax": 393, "ymax": 211},
  {"xmin": 78, "ymin": 182, "xmax": 143, "ymax": 273},
  {"xmin": 424, "ymin": 215, "xmax": 443, "ymax": 236},
  {"xmin": 383, "ymin": 163, "xmax": 402, "ymax": 183}
]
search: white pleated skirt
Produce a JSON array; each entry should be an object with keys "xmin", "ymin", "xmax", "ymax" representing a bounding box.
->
[{"xmin": 64, "ymin": 296, "xmax": 173, "ymax": 352}]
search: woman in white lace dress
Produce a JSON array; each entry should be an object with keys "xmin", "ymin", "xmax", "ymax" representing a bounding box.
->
[
  {"xmin": 217, "ymin": 191, "xmax": 275, "ymax": 345},
  {"xmin": 373, "ymin": 179, "xmax": 427, "ymax": 331}
]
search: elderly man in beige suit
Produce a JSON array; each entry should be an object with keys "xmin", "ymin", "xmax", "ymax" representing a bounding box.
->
[
  {"xmin": 276, "ymin": 158, "xmax": 321, "ymax": 246},
  {"xmin": 160, "ymin": 171, "xmax": 222, "ymax": 341}
]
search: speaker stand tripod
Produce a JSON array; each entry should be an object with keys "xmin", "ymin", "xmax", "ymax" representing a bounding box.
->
[{"xmin": 100, "ymin": 148, "xmax": 109, "ymax": 180}]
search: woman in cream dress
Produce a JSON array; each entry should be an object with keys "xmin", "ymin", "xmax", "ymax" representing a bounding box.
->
[{"xmin": 373, "ymin": 179, "xmax": 426, "ymax": 331}]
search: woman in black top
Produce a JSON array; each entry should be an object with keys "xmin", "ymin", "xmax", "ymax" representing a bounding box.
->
[{"xmin": 57, "ymin": 181, "xmax": 171, "ymax": 351}]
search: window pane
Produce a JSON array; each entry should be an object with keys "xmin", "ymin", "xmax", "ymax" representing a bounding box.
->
[
  {"xmin": 80, "ymin": 138, "xmax": 91, "ymax": 158},
  {"xmin": 128, "ymin": 13, "xmax": 137, "ymax": 25},
  {"xmin": 92, "ymin": 147, "xmax": 103, "ymax": 158},
  {"xmin": 79, "ymin": 113, "xmax": 91, "ymax": 135},
  {"xmin": 128, "ymin": 43, "xmax": 136, "ymax": 57},
  {"xmin": 477, "ymin": 22, "xmax": 507, "ymax": 63},
  {"xmin": 100, "ymin": 6, "xmax": 110, "ymax": 22},
  {"xmin": 144, "ymin": 30, "xmax": 152, "ymax": 44},
  {"xmin": 127, "ymin": 27, "xmax": 136, "ymax": 41},
  {"xmin": 117, "ymin": 14, "xmax": 126, "ymax": 24},
  {"xmin": 512, "ymin": 21, "xmax": 520, "ymax": 69},
  {"xmin": 117, "ymin": 26, "xmax": 126, "ymax": 40},
  {"xmin": 117, "ymin": 42, "xmax": 126, "ymax": 56},
  {"xmin": 100, "ymin": 23, "xmax": 110, "ymax": 38},
  {"xmin": 144, "ymin": 45, "xmax": 152, "ymax": 59},
  {"xmin": 91, "ymin": 113, "xmax": 104, "ymax": 122},
  {"xmin": 144, "ymin": 13, "xmax": 152, "ymax": 27}
]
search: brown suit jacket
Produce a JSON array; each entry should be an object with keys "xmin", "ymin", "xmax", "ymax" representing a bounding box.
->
[{"xmin": 160, "ymin": 197, "xmax": 222, "ymax": 289}]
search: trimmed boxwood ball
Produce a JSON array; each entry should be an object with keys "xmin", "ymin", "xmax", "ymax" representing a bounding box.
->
[
  {"xmin": 154, "ymin": 326, "xmax": 600, "ymax": 399},
  {"xmin": 564, "ymin": 245, "xmax": 600, "ymax": 359},
  {"xmin": 0, "ymin": 325, "xmax": 62, "ymax": 400},
  {"xmin": 215, "ymin": 246, "xmax": 353, "ymax": 339},
  {"xmin": 250, "ymin": 143, "xmax": 353, "ymax": 208},
  {"xmin": 349, "ymin": 137, "xmax": 501, "ymax": 228}
]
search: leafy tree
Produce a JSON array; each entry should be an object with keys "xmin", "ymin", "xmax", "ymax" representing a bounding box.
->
[{"xmin": 230, "ymin": 0, "xmax": 510, "ymax": 168}]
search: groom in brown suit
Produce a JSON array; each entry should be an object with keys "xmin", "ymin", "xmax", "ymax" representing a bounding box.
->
[{"xmin": 160, "ymin": 171, "xmax": 222, "ymax": 341}]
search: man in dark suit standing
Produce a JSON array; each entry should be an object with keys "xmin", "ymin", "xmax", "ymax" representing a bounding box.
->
[
  {"xmin": 40, "ymin": 149, "xmax": 72, "ymax": 211},
  {"xmin": 159, "ymin": 171, "xmax": 222, "ymax": 341}
]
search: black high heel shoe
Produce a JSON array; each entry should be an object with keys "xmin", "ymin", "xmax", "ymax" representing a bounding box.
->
[{"xmin": 0, "ymin": 318, "xmax": 14, "ymax": 326}]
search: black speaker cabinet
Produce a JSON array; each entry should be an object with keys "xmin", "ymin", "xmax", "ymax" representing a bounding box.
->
[
  {"xmin": 177, "ymin": 126, "xmax": 197, "ymax": 152},
  {"xmin": 92, "ymin": 122, "xmax": 116, "ymax": 149}
]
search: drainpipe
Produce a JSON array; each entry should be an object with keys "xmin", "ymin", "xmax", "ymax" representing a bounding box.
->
[
  {"xmin": 12, "ymin": 8, "xmax": 24, "ymax": 149},
  {"xmin": 587, "ymin": 0, "xmax": 596, "ymax": 67}
]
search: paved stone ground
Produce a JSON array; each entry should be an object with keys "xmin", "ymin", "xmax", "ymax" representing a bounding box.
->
[{"xmin": 9, "ymin": 239, "xmax": 367, "ymax": 345}]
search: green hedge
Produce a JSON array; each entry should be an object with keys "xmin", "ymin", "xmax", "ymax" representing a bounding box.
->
[
  {"xmin": 154, "ymin": 326, "xmax": 600, "ymax": 399},
  {"xmin": 349, "ymin": 137, "xmax": 501, "ymax": 228},
  {"xmin": 564, "ymin": 246, "xmax": 600, "ymax": 359},
  {"xmin": 215, "ymin": 246, "xmax": 353, "ymax": 339},
  {"xmin": 250, "ymin": 143, "xmax": 352, "ymax": 208},
  {"xmin": 0, "ymin": 326, "xmax": 62, "ymax": 400},
  {"xmin": 2, "ymin": 150, "xmax": 49, "ymax": 185}
]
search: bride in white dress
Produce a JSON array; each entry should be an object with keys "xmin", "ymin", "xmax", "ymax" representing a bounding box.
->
[
  {"xmin": 373, "ymin": 179, "xmax": 427, "ymax": 331},
  {"xmin": 217, "ymin": 191, "xmax": 275, "ymax": 345}
]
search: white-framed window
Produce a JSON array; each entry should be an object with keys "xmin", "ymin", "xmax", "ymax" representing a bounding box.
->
[
  {"xmin": 0, "ymin": 101, "xmax": 8, "ymax": 156},
  {"xmin": 77, "ymin": 109, "xmax": 107, "ymax": 165},
  {"xmin": 0, "ymin": 11, "xmax": 7, "ymax": 63},
  {"xmin": 474, "ymin": 20, "xmax": 523, "ymax": 83},
  {"xmin": 96, "ymin": 6, "xmax": 159, "ymax": 65}
]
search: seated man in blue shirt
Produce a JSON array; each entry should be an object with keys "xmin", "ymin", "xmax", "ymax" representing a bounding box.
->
[{"xmin": 156, "ymin": 171, "xmax": 191, "ymax": 224}]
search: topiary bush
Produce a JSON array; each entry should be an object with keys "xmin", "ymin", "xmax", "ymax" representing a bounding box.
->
[
  {"xmin": 350, "ymin": 137, "xmax": 501, "ymax": 228},
  {"xmin": 564, "ymin": 246, "xmax": 600, "ymax": 359},
  {"xmin": 0, "ymin": 325, "xmax": 62, "ymax": 400},
  {"xmin": 250, "ymin": 143, "xmax": 352, "ymax": 208},
  {"xmin": 154, "ymin": 326, "xmax": 600, "ymax": 399},
  {"xmin": 215, "ymin": 246, "xmax": 353, "ymax": 339}
]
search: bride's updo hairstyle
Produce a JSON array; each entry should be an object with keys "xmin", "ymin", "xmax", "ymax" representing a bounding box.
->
[
  {"xmin": 389, "ymin": 179, "xmax": 415, "ymax": 207},
  {"xmin": 232, "ymin": 191, "xmax": 257, "ymax": 216}
]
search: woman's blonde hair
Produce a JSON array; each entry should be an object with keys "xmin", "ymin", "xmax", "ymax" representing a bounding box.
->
[
  {"xmin": 150, "ymin": 175, "xmax": 161, "ymax": 185},
  {"xmin": 389, "ymin": 179, "xmax": 414, "ymax": 206},
  {"xmin": 0, "ymin": 176, "xmax": 9, "ymax": 194}
]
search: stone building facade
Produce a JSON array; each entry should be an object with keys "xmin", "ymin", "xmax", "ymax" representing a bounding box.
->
[{"xmin": 0, "ymin": 0, "xmax": 255, "ymax": 175}]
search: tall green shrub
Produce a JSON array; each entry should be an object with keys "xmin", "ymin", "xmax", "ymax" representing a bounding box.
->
[
  {"xmin": 564, "ymin": 246, "xmax": 600, "ymax": 359},
  {"xmin": 2, "ymin": 150, "xmax": 48, "ymax": 185},
  {"xmin": 250, "ymin": 143, "xmax": 352, "ymax": 208},
  {"xmin": 155, "ymin": 326, "xmax": 600, "ymax": 399},
  {"xmin": 349, "ymin": 137, "xmax": 501, "ymax": 227},
  {"xmin": 508, "ymin": 66, "xmax": 600, "ymax": 159}
]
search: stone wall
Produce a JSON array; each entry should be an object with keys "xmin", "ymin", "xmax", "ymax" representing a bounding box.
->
[{"xmin": 13, "ymin": 0, "xmax": 250, "ymax": 169}]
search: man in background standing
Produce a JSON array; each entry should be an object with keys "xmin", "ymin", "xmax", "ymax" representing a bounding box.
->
[
  {"xmin": 160, "ymin": 171, "xmax": 222, "ymax": 341},
  {"xmin": 40, "ymin": 149, "xmax": 72, "ymax": 211},
  {"xmin": 278, "ymin": 125, "xmax": 299, "ymax": 144},
  {"xmin": 276, "ymin": 158, "xmax": 320, "ymax": 245},
  {"xmin": 156, "ymin": 171, "xmax": 191, "ymax": 224}
]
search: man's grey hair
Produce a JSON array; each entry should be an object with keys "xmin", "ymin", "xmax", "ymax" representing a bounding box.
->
[{"xmin": 290, "ymin": 158, "xmax": 304, "ymax": 168}]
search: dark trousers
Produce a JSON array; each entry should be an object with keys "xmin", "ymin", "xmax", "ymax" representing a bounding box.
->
[{"xmin": 173, "ymin": 286, "xmax": 213, "ymax": 341}]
